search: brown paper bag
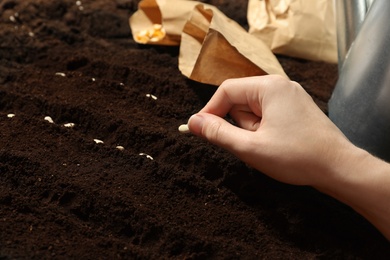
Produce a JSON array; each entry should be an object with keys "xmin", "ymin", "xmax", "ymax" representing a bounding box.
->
[
  {"xmin": 179, "ymin": 4, "xmax": 288, "ymax": 86},
  {"xmin": 247, "ymin": 0, "xmax": 337, "ymax": 63},
  {"xmin": 130, "ymin": 0, "xmax": 288, "ymax": 85}
]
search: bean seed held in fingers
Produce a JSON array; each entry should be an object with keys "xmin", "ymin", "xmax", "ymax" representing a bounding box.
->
[{"xmin": 178, "ymin": 124, "xmax": 190, "ymax": 134}]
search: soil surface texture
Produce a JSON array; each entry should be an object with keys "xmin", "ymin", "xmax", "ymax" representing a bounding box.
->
[{"xmin": 1, "ymin": 0, "xmax": 389, "ymax": 259}]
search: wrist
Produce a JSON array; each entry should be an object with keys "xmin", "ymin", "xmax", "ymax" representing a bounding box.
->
[{"xmin": 315, "ymin": 144, "xmax": 390, "ymax": 240}]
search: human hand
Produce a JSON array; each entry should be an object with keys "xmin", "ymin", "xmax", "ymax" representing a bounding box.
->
[
  {"xmin": 188, "ymin": 75, "xmax": 354, "ymax": 187},
  {"xmin": 187, "ymin": 75, "xmax": 390, "ymax": 240}
]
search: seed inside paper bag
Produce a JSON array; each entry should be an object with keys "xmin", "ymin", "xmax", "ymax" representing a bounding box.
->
[{"xmin": 135, "ymin": 24, "xmax": 166, "ymax": 43}]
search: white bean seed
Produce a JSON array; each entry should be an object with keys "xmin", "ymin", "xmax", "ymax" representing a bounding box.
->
[
  {"xmin": 139, "ymin": 153, "xmax": 153, "ymax": 160},
  {"xmin": 7, "ymin": 114, "xmax": 15, "ymax": 118},
  {"xmin": 63, "ymin": 123, "xmax": 75, "ymax": 128},
  {"xmin": 44, "ymin": 116, "xmax": 54, "ymax": 123},
  {"xmin": 28, "ymin": 31, "xmax": 35, "ymax": 37},
  {"xmin": 146, "ymin": 94, "xmax": 157, "ymax": 100},
  {"xmin": 55, "ymin": 72, "xmax": 66, "ymax": 77},
  {"xmin": 94, "ymin": 139, "xmax": 104, "ymax": 144},
  {"xmin": 116, "ymin": 146, "xmax": 125, "ymax": 151},
  {"xmin": 76, "ymin": 1, "xmax": 82, "ymax": 6},
  {"xmin": 9, "ymin": 16, "xmax": 16, "ymax": 22},
  {"xmin": 178, "ymin": 124, "xmax": 190, "ymax": 134}
]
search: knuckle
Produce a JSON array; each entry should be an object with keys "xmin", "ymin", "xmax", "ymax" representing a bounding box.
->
[
  {"xmin": 275, "ymin": 76, "xmax": 292, "ymax": 88},
  {"xmin": 219, "ymin": 78, "xmax": 235, "ymax": 93},
  {"xmin": 220, "ymin": 78, "xmax": 235, "ymax": 86},
  {"xmin": 268, "ymin": 74, "xmax": 287, "ymax": 82}
]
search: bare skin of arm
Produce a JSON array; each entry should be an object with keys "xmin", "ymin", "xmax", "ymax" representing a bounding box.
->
[{"xmin": 187, "ymin": 75, "xmax": 390, "ymax": 240}]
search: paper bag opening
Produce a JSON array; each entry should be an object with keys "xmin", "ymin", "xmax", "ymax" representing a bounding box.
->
[{"xmin": 179, "ymin": 4, "xmax": 288, "ymax": 86}]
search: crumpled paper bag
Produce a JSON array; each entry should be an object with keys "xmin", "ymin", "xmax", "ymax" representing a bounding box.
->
[
  {"xmin": 247, "ymin": 0, "xmax": 337, "ymax": 63},
  {"xmin": 179, "ymin": 4, "xmax": 288, "ymax": 85},
  {"xmin": 130, "ymin": 0, "xmax": 288, "ymax": 86}
]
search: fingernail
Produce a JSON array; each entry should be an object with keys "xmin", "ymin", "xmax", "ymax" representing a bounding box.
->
[{"xmin": 188, "ymin": 114, "xmax": 204, "ymax": 135}]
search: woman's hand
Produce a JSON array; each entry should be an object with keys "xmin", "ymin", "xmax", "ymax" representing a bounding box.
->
[
  {"xmin": 187, "ymin": 75, "xmax": 390, "ymax": 240},
  {"xmin": 188, "ymin": 75, "xmax": 352, "ymax": 187}
]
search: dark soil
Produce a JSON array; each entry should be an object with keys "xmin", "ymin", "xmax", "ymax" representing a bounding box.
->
[{"xmin": 1, "ymin": 0, "xmax": 389, "ymax": 259}]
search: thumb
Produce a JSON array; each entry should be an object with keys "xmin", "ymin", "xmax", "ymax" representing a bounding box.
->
[{"xmin": 188, "ymin": 113, "xmax": 252, "ymax": 153}]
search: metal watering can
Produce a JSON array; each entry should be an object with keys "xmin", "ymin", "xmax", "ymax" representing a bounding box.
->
[{"xmin": 328, "ymin": 0, "xmax": 390, "ymax": 161}]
